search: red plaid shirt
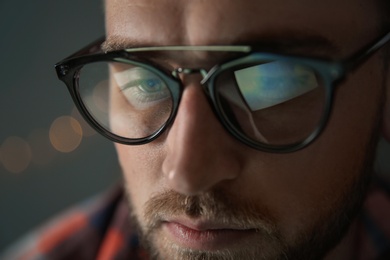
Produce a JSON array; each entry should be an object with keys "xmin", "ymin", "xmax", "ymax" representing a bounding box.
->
[{"xmin": 2, "ymin": 178, "xmax": 390, "ymax": 260}]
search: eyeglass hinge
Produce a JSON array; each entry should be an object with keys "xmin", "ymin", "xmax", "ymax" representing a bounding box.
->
[{"xmin": 59, "ymin": 65, "xmax": 69, "ymax": 76}]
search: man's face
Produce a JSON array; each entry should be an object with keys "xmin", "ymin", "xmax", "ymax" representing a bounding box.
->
[{"xmin": 106, "ymin": 0, "xmax": 387, "ymax": 259}]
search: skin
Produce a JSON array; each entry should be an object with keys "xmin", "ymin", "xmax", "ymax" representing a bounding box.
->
[{"xmin": 105, "ymin": 0, "xmax": 390, "ymax": 259}]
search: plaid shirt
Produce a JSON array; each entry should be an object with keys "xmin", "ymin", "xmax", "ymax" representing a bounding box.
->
[
  {"xmin": 1, "ymin": 186, "xmax": 149, "ymax": 260},
  {"xmin": 2, "ymin": 178, "xmax": 390, "ymax": 260}
]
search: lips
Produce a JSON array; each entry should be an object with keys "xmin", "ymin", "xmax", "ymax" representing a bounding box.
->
[{"xmin": 162, "ymin": 218, "xmax": 257, "ymax": 251}]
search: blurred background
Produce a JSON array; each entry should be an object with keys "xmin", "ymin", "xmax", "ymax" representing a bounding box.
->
[
  {"xmin": 0, "ymin": 0, "xmax": 389, "ymax": 254},
  {"xmin": 0, "ymin": 0, "xmax": 121, "ymax": 252}
]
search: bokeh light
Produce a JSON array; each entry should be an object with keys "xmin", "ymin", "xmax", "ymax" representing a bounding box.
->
[
  {"xmin": 49, "ymin": 116, "xmax": 83, "ymax": 153},
  {"xmin": 0, "ymin": 136, "xmax": 32, "ymax": 173}
]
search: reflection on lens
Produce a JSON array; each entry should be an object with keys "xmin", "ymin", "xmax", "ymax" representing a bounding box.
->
[
  {"xmin": 215, "ymin": 60, "xmax": 326, "ymax": 146},
  {"xmin": 234, "ymin": 61, "xmax": 318, "ymax": 111},
  {"xmin": 0, "ymin": 136, "xmax": 32, "ymax": 173}
]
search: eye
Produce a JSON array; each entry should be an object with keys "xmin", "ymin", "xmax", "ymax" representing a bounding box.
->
[
  {"xmin": 139, "ymin": 78, "xmax": 165, "ymax": 93},
  {"xmin": 234, "ymin": 61, "xmax": 318, "ymax": 111},
  {"xmin": 113, "ymin": 66, "xmax": 171, "ymax": 110}
]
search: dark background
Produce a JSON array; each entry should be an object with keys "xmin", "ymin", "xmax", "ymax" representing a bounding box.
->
[
  {"xmin": 0, "ymin": 0, "xmax": 389, "ymax": 254},
  {"xmin": 0, "ymin": 0, "xmax": 120, "ymax": 252}
]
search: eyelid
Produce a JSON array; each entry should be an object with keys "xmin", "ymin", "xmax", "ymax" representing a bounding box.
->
[{"xmin": 113, "ymin": 67, "xmax": 151, "ymax": 89}]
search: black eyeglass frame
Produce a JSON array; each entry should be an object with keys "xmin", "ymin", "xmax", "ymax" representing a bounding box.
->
[{"xmin": 55, "ymin": 31, "xmax": 390, "ymax": 153}]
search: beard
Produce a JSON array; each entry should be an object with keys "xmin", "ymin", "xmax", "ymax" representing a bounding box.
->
[
  {"xmin": 123, "ymin": 118, "xmax": 383, "ymax": 260},
  {"xmin": 123, "ymin": 153, "xmax": 375, "ymax": 260}
]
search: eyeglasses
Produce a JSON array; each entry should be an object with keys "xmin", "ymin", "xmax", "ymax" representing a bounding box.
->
[{"xmin": 55, "ymin": 31, "xmax": 390, "ymax": 153}]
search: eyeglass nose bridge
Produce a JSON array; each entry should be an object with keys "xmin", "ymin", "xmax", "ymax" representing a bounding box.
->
[
  {"xmin": 171, "ymin": 67, "xmax": 219, "ymax": 94},
  {"xmin": 171, "ymin": 66, "xmax": 222, "ymax": 102},
  {"xmin": 171, "ymin": 67, "xmax": 208, "ymax": 79}
]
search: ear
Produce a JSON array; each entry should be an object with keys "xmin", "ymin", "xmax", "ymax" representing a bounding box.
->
[{"xmin": 382, "ymin": 57, "xmax": 390, "ymax": 142}]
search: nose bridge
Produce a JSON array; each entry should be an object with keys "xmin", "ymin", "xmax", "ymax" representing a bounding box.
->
[{"xmin": 162, "ymin": 78, "xmax": 241, "ymax": 195}]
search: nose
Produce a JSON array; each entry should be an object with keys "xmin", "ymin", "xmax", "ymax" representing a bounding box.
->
[{"xmin": 162, "ymin": 77, "xmax": 243, "ymax": 196}]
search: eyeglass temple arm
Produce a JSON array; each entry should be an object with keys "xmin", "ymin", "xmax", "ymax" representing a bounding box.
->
[{"xmin": 345, "ymin": 31, "xmax": 390, "ymax": 71}]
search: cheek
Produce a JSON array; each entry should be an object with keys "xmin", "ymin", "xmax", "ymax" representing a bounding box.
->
[
  {"xmin": 242, "ymin": 148, "xmax": 361, "ymax": 238},
  {"xmin": 115, "ymin": 143, "xmax": 167, "ymax": 220}
]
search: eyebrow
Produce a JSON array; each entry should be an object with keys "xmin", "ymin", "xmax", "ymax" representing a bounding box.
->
[
  {"xmin": 249, "ymin": 32, "xmax": 340, "ymax": 58},
  {"xmin": 102, "ymin": 30, "xmax": 340, "ymax": 59}
]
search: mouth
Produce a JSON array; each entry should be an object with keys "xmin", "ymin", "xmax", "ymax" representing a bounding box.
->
[{"xmin": 161, "ymin": 218, "xmax": 258, "ymax": 251}]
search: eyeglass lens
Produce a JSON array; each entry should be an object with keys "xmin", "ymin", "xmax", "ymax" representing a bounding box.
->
[
  {"xmin": 77, "ymin": 58, "xmax": 326, "ymax": 146},
  {"xmin": 78, "ymin": 62, "xmax": 173, "ymax": 139}
]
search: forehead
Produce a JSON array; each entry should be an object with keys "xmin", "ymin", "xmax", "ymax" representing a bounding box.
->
[{"xmin": 105, "ymin": 0, "xmax": 381, "ymax": 55}]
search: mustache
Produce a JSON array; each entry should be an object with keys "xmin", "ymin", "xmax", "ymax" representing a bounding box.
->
[{"xmin": 143, "ymin": 189, "xmax": 279, "ymax": 236}]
